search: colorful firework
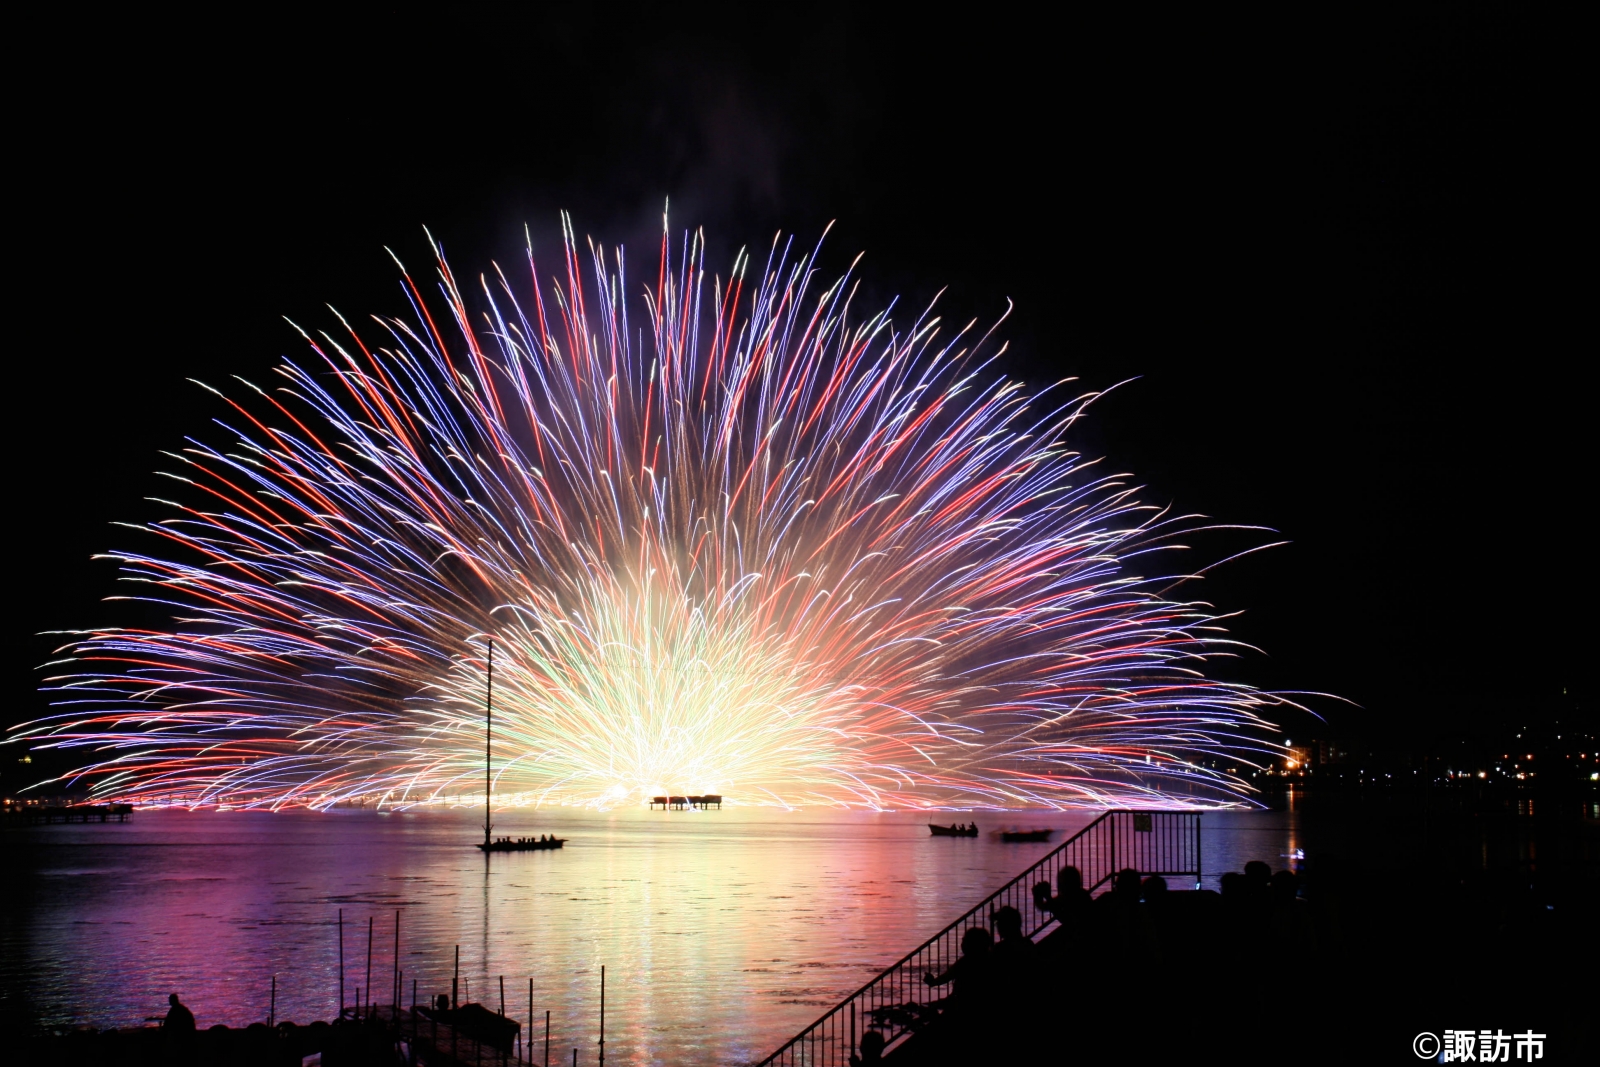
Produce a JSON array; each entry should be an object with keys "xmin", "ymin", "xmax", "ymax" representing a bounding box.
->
[{"xmin": 14, "ymin": 217, "xmax": 1291, "ymax": 809}]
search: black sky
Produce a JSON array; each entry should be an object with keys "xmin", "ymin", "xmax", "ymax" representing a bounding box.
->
[{"xmin": 8, "ymin": 10, "xmax": 1583, "ymax": 772}]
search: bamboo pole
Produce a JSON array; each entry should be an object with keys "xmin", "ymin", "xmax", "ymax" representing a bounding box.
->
[{"xmin": 365, "ymin": 916, "xmax": 374, "ymax": 1020}]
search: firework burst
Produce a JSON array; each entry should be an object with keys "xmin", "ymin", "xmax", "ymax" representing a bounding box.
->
[{"xmin": 15, "ymin": 217, "xmax": 1292, "ymax": 809}]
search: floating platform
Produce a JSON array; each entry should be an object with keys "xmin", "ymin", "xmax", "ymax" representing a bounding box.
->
[{"xmin": 648, "ymin": 795, "xmax": 723, "ymax": 810}]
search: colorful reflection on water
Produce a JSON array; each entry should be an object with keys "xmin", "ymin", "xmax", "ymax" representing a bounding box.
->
[{"xmin": 3, "ymin": 807, "xmax": 1297, "ymax": 1064}]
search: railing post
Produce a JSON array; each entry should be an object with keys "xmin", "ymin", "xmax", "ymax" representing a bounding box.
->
[{"xmin": 1109, "ymin": 811, "xmax": 1117, "ymax": 884}]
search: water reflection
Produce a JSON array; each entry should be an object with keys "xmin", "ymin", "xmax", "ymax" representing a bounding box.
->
[{"xmin": 4, "ymin": 806, "xmax": 1299, "ymax": 1064}]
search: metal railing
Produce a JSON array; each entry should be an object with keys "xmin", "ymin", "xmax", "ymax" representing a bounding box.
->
[{"xmin": 755, "ymin": 810, "xmax": 1201, "ymax": 1067}]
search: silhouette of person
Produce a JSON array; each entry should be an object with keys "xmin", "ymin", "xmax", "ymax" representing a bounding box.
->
[
  {"xmin": 989, "ymin": 904, "xmax": 1038, "ymax": 1021},
  {"xmin": 1243, "ymin": 860, "xmax": 1272, "ymax": 903},
  {"xmin": 1091, "ymin": 868, "xmax": 1156, "ymax": 968},
  {"xmin": 1140, "ymin": 874, "xmax": 1172, "ymax": 961},
  {"xmin": 1239, "ymin": 860, "xmax": 1274, "ymax": 949},
  {"xmin": 991, "ymin": 905, "xmax": 1036, "ymax": 969},
  {"xmin": 1270, "ymin": 868, "xmax": 1315, "ymax": 950},
  {"xmin": 924, "ymin": 925, "xmax": 993, "ymax": 1006},
  {"xmin": 1034, "ymin": 865, "xmax": 1092, "ymax": 930},
  {"xmin": 850, "ymin": 1030, "xmax": 886, "ymax": 1065},
  {"xmin": 164, "ymin": 993, "xmax": 196, "ymax": 1034}
]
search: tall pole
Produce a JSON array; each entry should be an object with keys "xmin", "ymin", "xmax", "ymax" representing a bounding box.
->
[
  {"xmin": 598, "ymin": 964, "xmax": 605, "ymax": 1067},
  {"xmin": 338, "ymin": 909, "xmax": 345, "ymax": 1018},
  {"xmin": 366, "ymin": 916, "xmax": 374, "ymax": 1020},
  {"xmin": 545, "ymin": 1010, "xmax": 551, "ymax": 1067},
  {"xmin": 394, "ymin": 911, "xmax": 401, "ymax": 1016},
  {"xmin": 485, "ymin": 636, "xmax": 494, "ymax": 849}
]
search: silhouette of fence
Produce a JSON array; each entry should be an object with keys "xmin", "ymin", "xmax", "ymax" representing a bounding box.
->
[{"xmin": 754, "ymin": 810, "xmax": 1201, "ymax": 1066}]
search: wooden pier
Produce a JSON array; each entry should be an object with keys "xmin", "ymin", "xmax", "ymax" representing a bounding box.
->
[{"xmin": 387, "ymin": 1003, "xmax": 522, "ymax": 1066}]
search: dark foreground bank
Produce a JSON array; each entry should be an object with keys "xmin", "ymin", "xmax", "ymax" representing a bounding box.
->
[
  {"xmin": 17, "ymin": 1014, "xmax": 399, "ymax": 1067},
  {"xmin": 876, "ymin": 795, "xmax": 1597, "ymax": 1064}
]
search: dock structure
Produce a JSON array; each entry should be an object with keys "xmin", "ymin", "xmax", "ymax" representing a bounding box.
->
[
  {"xmin": 648, "ymin": 795, "xmax": 723, "ymax": 810},
  {"xmin": 401, "ymin": 1002, "xmax": 520, "ymax": 1066},
  {"xmin": 2, "ymin": 803, "xmax": 133, "ymax": 826}
]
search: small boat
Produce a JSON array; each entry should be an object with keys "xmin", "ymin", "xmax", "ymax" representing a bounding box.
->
[
  {"xmin": 474, "ymin": 637, "xmax": 564, "ymax": 854},
  {"xmin": 1000, "ymin": 829, "xmax": 1053, "ymax": 842},
  {"xmin": 928, "ymin": 823, "xmax": 979, "ymax": 837},
  {"xmin": 478, "ymin": 836, "xmax": 566, "ymax": 853}
]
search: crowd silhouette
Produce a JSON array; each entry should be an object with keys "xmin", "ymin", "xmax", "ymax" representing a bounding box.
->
[{"xmin": 856, "ymin": 859, "xmax": 1323, "ymax": 1064}]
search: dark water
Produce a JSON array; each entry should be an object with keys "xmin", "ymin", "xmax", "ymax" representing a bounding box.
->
[{"xmin": 2, "ymin": 805, "xmax": 1298, "ymax": 1065}]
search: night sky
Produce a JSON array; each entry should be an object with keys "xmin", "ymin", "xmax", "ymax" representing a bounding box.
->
[{"xmin": 9, "ymin": 11, "xmax": 1579, "ymax": 783}]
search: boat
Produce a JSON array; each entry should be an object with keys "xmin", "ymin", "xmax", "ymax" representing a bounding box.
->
[
  {"xmin": 480, "ymin": 835, "xmax": 566, "ymax": 852},
  {"xmin": 928, "ymin": 823, "xmax": 979, "ymax": 837},
  {"xmin": 474, "ymin": 636, "xmax": 564, "ymax": 854},
  {"xmin": 999, "ymin": 829, "xmax": 1053, "ymax": 842}
]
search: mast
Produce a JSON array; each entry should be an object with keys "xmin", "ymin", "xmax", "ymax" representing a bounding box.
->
[{"xmin": 484, "ymin": 636, "xmax": 493, "ymax": 848}]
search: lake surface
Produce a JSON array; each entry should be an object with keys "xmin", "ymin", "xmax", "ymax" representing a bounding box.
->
[{"xmin": 2, "ymin": 805, "xmax": 1301, "ymax": 1065}]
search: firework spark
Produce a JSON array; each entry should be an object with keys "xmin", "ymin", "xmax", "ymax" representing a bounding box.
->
[{"xmin": 14, "ymin": 217, "xmax": 1291, "ymax": 809}]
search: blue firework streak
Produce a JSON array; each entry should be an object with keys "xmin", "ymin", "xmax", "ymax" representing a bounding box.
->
[{"xmin": 14, "ymin": 217, "xmax": 1294, "ymax": 809}]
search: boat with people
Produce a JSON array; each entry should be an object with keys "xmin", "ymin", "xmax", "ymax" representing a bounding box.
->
[
  {"xmin": 999, "ymin": 829, "xmax": 1053, "ymax": 842},
  {"xmin": 928, "ymin": 822, "xmax": 980, "ymax": 837},
  {"xmin": 474, "ymin": 636, "xmax": 564, "ymax": 854},
  {"xmin": 478, "ymin": 834, "xmax": 566, "ymax": 852}
]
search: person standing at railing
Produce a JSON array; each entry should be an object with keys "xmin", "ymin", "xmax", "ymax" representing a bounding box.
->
[
  {"xmin": 1090, "ymin": 868, "xmax": 1158, "ymax": 970},
  {"xmin": 990, "ymin": 906, "xmax": 1036, "ymax": 976},
  {"xmin": 1140, "ymin": 875, "xmax": 1171, "ymax": 965},
  {"xmin": 989, "ymin": 905, "xmax": 1040, "ymax": 1022},
  {"xmin": 1033, "ymin": 865, "xmax": 1092, "ymax": 937},
  {"xmin": 923, "ymin": 925, "xmax": 993, "ymax": 1009}
]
